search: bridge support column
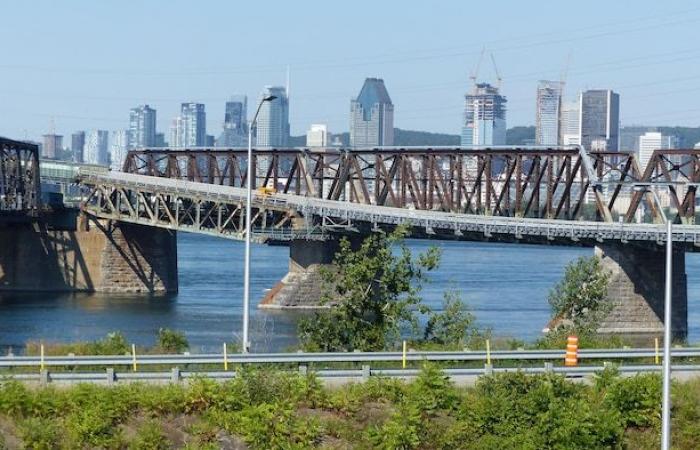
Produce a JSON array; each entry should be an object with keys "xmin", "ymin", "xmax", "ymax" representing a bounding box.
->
[
  {"xmin": 259, "ymin": 239, "xmax": 339, "ymax": 308},
  {"xmin": 595, "ymin": 244, "xmax": 687, "ymax": 339}
]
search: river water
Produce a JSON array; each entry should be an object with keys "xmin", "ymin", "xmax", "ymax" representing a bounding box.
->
[{"xmin": 1, "ymin": 233, "xmax": 699, "ymax": 352}]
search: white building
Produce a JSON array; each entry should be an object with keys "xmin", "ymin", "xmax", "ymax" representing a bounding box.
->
[
  {"xmin": 535, "ymin": 80, "xmax": 562, "ymax": 146},
  {"xmin": 638, "ymin": 131, "xmax": 678, "ymax": 169},
  {"xmin": 559, "ymin": 101, "xmax": 580, "ymax": 146},
  {"xmin": 169, "ymin": 116, "xmax": 186, "ymax": 148},
  {"xmin": 256, "ymin": 86, "xmax": 289, "ymax": 148},
  {"xmin": 110, "ymin": 130, "xmax": 129, "ymax": 171},
  {"xmin": 306, "ymin": 124, "xmax": 330, "ymax": 147},
  {"xmin": 84, "ymin": 130, "xmax": 109, "ymax": 165}
]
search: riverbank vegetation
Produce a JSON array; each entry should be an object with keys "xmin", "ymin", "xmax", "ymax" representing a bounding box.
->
[{"xmin": 0, "ymin": 365, "xmax": 698, "ymax": 449}]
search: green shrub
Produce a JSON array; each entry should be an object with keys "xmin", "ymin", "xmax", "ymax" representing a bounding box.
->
[
  {"xmin": 156, "ymin": 328, "xmax": 189, "ymax": 354},
  {"xmin": 18, "ymin": 417, "xmax": 61, "ymax": 450},
  {"xmin": 66, "ymin": 404, "xmax": 123, "ymax": 448},
  {"xmin": 423, "ymin": 290, "xmax": 489, "ymax": 349},
  {"xmin": 605, "ymin": 373, "xmax": 661, "ymax": 428},
  {"xmin": 369, "ymin": 402, "xmax": 422, "ymax": 450},
  {"xmin": 0, "ymin": 380, "xmax": 31, "ymax": 417},
  {"xmin": 407, "ymin": 363, "xmax": 459, "ymax": 414},
  {"xmin": 128, "ymin": 420, "xmax": 170, "ymax": 450}
]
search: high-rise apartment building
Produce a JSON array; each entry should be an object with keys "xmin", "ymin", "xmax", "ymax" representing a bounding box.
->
[
  {"xmin": 71, "ymin": 131, "xmax": 85, "ymax": 162},
  {"xmin": 173, "ymin": 103, "xmax": 206, "ymax": 147},
  {"xmin": 306, "ymin": 124, "xmax": 330, "ymax": 147},
  {"xmin": 350, "ymin": 78, "xmax": 394, "ymax": 147},
  {"xmin": 218, "ymin": 95, "xmax": 248, "ymax": 147},
  {"xmin": 129, "ymin": 105, "xmax": 156, "ymax": 148},
  {"xmin": 42, "ymin": 134, "xmax": 63, "ymax": 159},
  {"xmin": 460, "ymin": 83, "xmax": 507, "ymax": 146},
  {"xmin": 535, "ymin": 80, "xmax": 562, "ymax": 146},
  {"xmin": 84, "ymin": 130, "xmax": 109, "ymax": 165},
  {"xmin": 110, "ymin": 130, "xmax": 129, "ymax": 171},
  {"xmin": 256, "ymin": 87, "xmax": 289, "ymax": 148},
  {"xmin": 559, "ymin": 101, "xmax": 580, "ymax": 146},
  {"xmin": 638, "ymin": 131, "xmax": 678, "ymax": 170},
  {"xmin": 579, "ymin": 89, "xmax": 620, "ymax": 151}
]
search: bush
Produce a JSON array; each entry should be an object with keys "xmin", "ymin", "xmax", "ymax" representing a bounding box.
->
[
  {"xmin": 129, "ymin": 420, "xmax": 170, "ymax": 450},
  {"xmin": 423, "ymin": 290, "xmax": 489, "ymax": 349},
  {"xmin": 369, "ymin": 402, "xmax": 422, "ymax": 450},
  {"xmin": 605, "ymin": 373, "xmax": 662, "ymax": 428},
  {"xmin": 408, "ymin": 364, "xmax": 459, "ymax": 414},
  {"xmin": 18, "ymin": 417, "xmax": 61, "ymax": 450},
  {"xmin": 156, "ymin": 328, "xmax": 189, "ymax": 354}
]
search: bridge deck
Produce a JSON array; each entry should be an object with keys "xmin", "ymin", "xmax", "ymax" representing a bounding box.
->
[{"xmin": 79, "ymin": 169, "xmax": 700, "ymax": 248}]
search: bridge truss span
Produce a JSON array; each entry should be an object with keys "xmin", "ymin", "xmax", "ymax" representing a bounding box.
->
[
  {"xmin": 79, "ymin": 169, "xmax": 700, "ymax": 247},
  {"xmin": 0, "ymin": 137, "xmax": 40, "ymax": 212},
  {"xmin": 124, "ymin": 147, "xmax": 659, "ymax": 223}
]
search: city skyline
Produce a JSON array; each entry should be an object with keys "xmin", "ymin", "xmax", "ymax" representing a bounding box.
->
[{"xmin": 2, "ymin": 1, "xmax": 699, "ymax": 142}]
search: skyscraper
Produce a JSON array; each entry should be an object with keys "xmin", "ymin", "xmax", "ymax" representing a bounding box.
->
[
  {"xmin": 579, "ymin": 89, "xmax": 620, "ymax": 151},
  {"xmin": 42, "ymin": 134, "xmax": 63, "ymax": 159},
  {"xmin": 306, "ymin": 124, "xmax": 330, "ymax": 147},
  {"xmin": 535, "ymin": 80, "xmax": 562, "ymax": 146},
  {"xmin": 256, "ymin": 86, "xmax": 289, "ymax": 148},
  {"xmin": 84, "ymin": 130, "xmax": 109, "ymax": 165},
  {"xmin": 180, "ymin": 103, "xmax": 206, "ymax": 147},
  {"xmin": 129, "ymin": 105, "xmax": 156, "ymax": 148},
  {"xmin": 460, "ymin": 83, "xmax": 507, "ymax": 146},
  {"xmin": 169, "ymin": 116, "xmax": 186, "ymax": 148},
  {"xmin": 218, "ymin": 95, "xmax": 248, "ymax": 147},
  {"xmin": 110, "ymin": 130, "xmax": 129, "ymax": 171},
  {"xmin": 71, "ymin": 131, "xmax": 85, "ymax": 162},
  {"xmin": 349, "ymin": 78, "xmax": 394, "ymax": 147},
  {"xmin": 559, "ymin": 101, "xmax": 580, "ymax": 146}
]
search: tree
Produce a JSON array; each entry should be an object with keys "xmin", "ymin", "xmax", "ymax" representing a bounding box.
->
[
  {"xmin": 423, "ymin": 290, "xmax": 489, "ymax": 349},
  {"xmin": 547, "ymin": 256, "xmax": 610, "ymax": 334},
  {"xmin": 298, "ymin": 227, "xmax": 440, "ymax": 352}
]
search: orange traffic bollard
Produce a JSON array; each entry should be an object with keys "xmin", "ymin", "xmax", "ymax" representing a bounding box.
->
[{"xmin": 565, "ymin": 335, "xmax": 578, "ymax": 366}]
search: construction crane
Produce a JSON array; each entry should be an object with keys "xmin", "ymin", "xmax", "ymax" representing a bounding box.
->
[
  {"xmin": 490, "ymin": 53, "xmax": 502, "ymax": 89},
  {"xmin": 469, "ymin": 46, "xmax": 486, "ymax": 88}
]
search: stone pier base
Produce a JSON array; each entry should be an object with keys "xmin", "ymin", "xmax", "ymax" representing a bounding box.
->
[
  {"xmin": 596, "ymin": 244, "xmax": 687, "ymax": 338},
  {"xmin": 0, "ymin": 216, "xmax": 178, "ymax": 293},
  {"xmin": 259, "ymin": 239, "xmax": 339, "ymax": 309}
]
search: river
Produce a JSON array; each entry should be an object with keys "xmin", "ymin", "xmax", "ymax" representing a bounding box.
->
[{"xmin": 1, "ymin": 233, "xmax": 699, "ymax": 352}]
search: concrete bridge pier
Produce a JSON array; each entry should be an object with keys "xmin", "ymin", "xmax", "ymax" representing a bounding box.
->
[
  {"xmin": 595, "ymin": 244, "xmax": 687, "ymax": 339},
  {"xmin": 259, "ymin": 239, "xmax": 340, "ymax": 309}
]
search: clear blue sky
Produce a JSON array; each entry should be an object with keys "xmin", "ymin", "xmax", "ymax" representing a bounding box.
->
[{"xmin": 2, "ymin": 0, "xmax": 700, "ymax": 141}]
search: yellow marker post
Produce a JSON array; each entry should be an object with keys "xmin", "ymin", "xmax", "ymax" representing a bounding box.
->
[
  {"xmin": 131, "ymin": 344, "xmax": 137, "ymax": 372},
  {"xmin": 402, "ymin": 340, "xmax": 407, "ymax": 369},
  {"xmin": 40, "ymin": 344, "xmax": 45, "ymax": 371},
  {"xmin": 223, "ymin": 343, "xmax": 229, "ymax": 371},
  {"xmin": 655, "ymin": 337, "xmax": 660, "ymax": 365},
  {"xmin": 486, "ymin": 339, "xmax": 491, "ymax": 365}
]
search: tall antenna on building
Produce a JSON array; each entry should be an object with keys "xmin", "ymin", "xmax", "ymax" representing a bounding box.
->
[
  {"xmin": 490, "ymin": 53, "xmax": 502, "ymax": 90},
  {"xmin": 560, "ymin": 51, "xmax": 572, "ymax": 96},
  {"xmin": 469, "ymin": 46, "xmax": 486, "ymax": 88}
]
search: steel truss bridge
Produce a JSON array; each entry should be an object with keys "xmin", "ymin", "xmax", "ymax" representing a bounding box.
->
[
  {"xmin": 79, "ymin": 165, "xmax": 700, "ymax": 248},
  {"xmin": 122, "ymin": 146, "xmax": 700, "ymax": 225},
  {"xmin": 0, "ymin": 137, "xmax": 40, "ymax": 212}
]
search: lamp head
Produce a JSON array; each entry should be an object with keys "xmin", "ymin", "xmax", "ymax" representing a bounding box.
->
[{"xmin": 263, "ymin": 95, "xmax": 277, "ymax": 102}]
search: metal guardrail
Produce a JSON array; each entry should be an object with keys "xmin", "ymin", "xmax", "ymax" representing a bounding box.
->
[{"xmin": 2, "ymin": 348, "xmax": 699, "ymax": 384}]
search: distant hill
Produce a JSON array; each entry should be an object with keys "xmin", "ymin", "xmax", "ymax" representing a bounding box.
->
[{"xmin": 290, "ymin": 127, "xmax": 535, "ymax": 147}]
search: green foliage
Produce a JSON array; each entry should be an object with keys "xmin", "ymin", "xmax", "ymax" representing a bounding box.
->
[
  {"xmin": 0, "ymin": 380, "xmax": 30, "ymax": 417},
  {"xmin": 369, "ymin": 402, "xmax": 422, "ymax": 450},
  {"xmin": 156, "ymin": 328, "xmax": 189, "ymax": 353},
  {"xmin": 548, "ymin": 256, "xmax": 610, "ymax": 331},
  {"xmin": 605, "ymin": 373, "xmax": 662, "ymax": 428},
  {"xmin": 18, "ymin": 417, "xmax": 61, "ymax": 450},
  {"xmin": 128, "ymin": 420, "xmax": 170, "ymax": 450},
  {"xmin": 408, "ymin": 363, "xmax": 459, "ymax": 414},
  {"xmin": 423, "ymin": 290, "xmax": 489, "ymax": 349},
  {"xmin": 26, "ymin": 331, "xmax": 130, "ymax": 356},
  {"xmin": 65, "ymin": 404, "xmax": 124, "ymax": 448},
  {"xmin": 298, "ymin": 227, "xmax": 440, "ymax": 352}
]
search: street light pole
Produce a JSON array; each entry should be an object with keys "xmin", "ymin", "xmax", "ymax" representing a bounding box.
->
[
  {"xmin": 242, "ymin": 94, "xmax": 277, "ymax": 354},
  {"xmin": 661, "ymin": 218, "xmax": 673, "ymax": 450}
]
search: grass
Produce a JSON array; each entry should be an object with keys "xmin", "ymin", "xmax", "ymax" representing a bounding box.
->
[{"xmin": 0, "ymin": 365, "xmax": 699, "ymax": 449}]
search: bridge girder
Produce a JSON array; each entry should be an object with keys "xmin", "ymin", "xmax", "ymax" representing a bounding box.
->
[{"xmin": 0, "ymin": 137, "xmax": 41, "ymax": 212}]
